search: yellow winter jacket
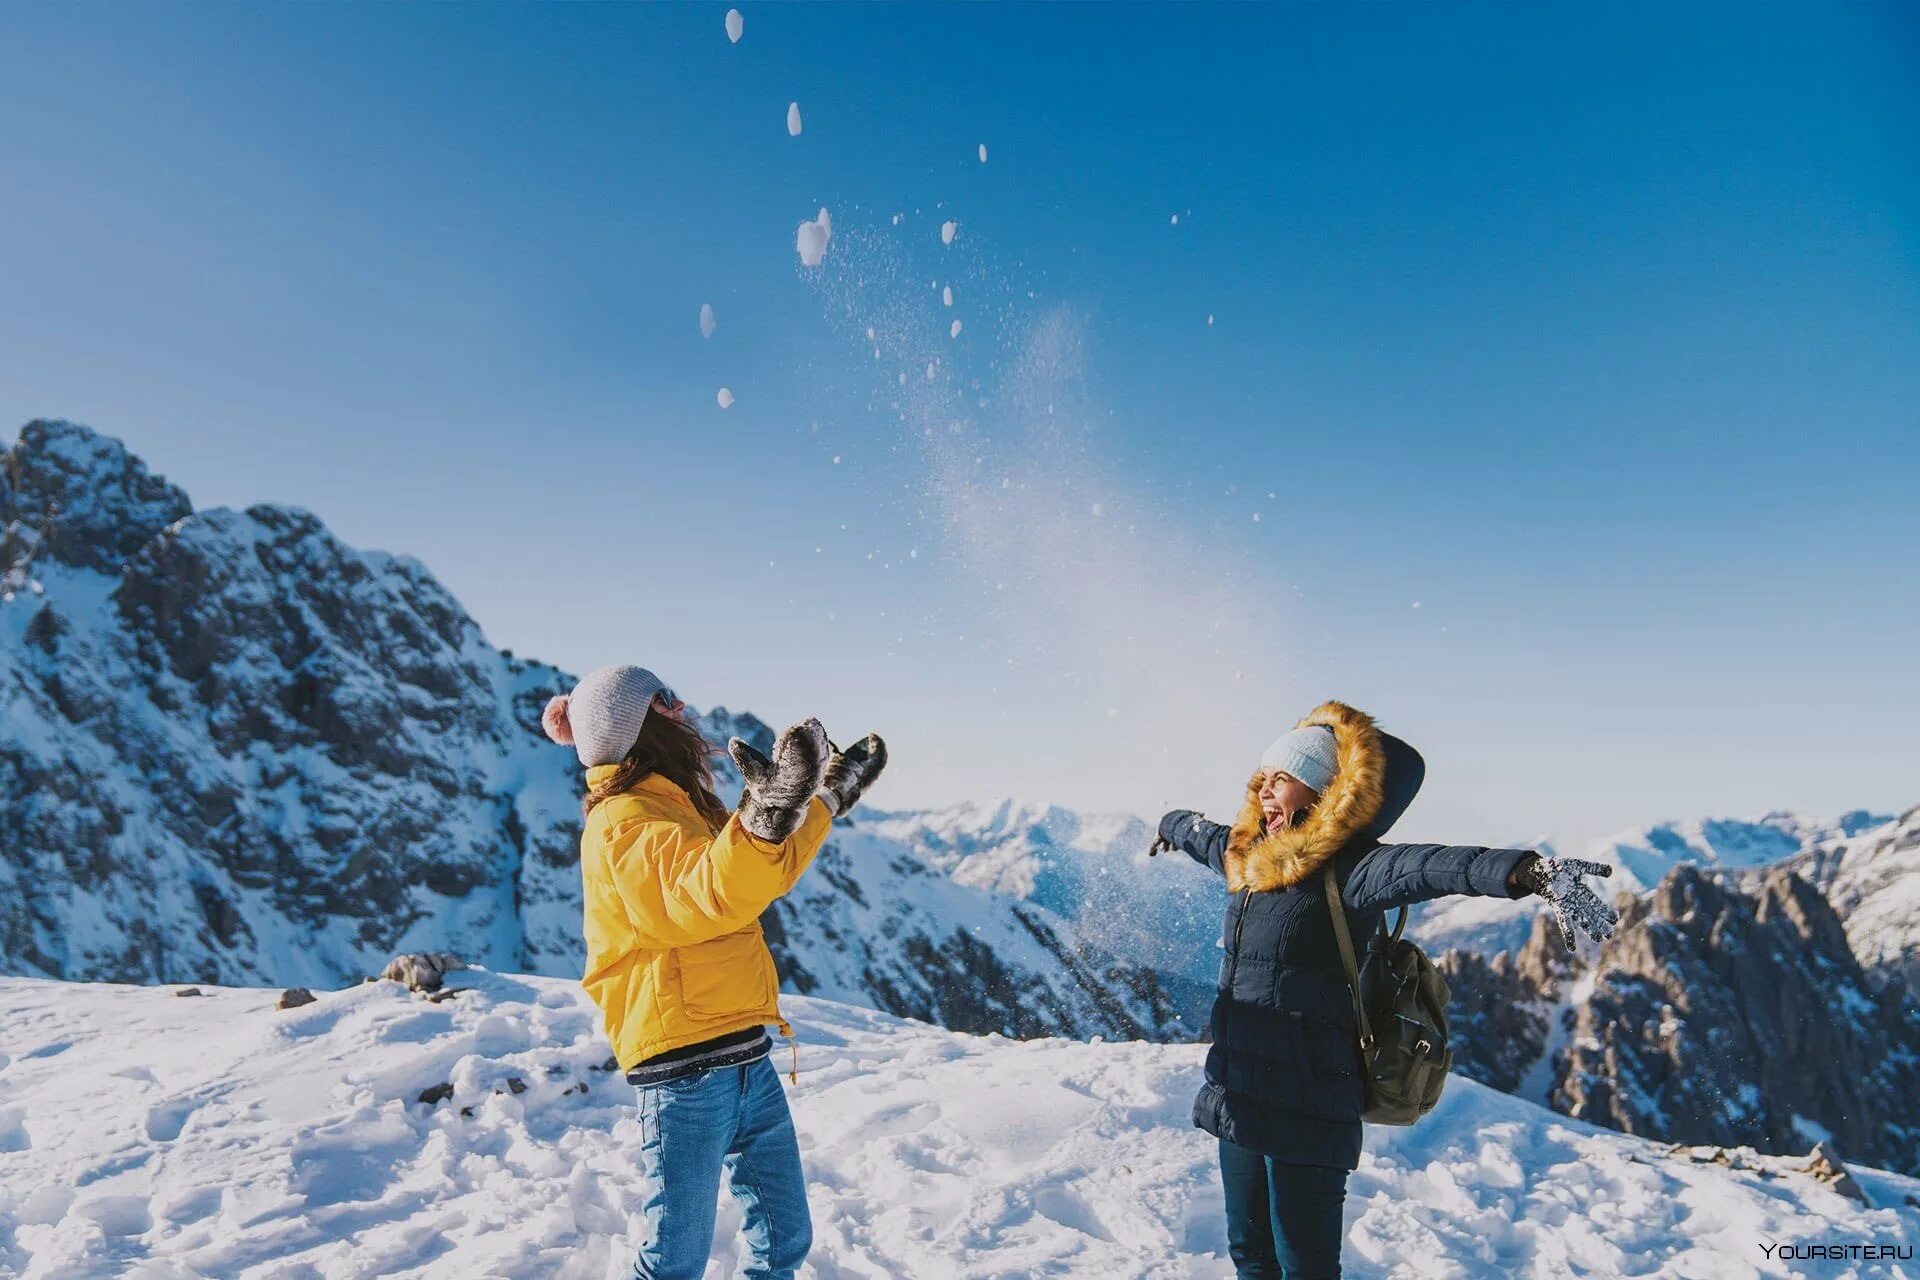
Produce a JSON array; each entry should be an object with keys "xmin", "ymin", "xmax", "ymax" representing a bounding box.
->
[{"xmin": 578, "ymin": 768, "xmax": 831, "ymax": 1069}]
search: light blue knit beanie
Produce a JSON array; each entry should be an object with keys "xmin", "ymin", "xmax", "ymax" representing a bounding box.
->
[{"xmin": 1258, "ymin": 725, "xmax": 1338, "ymax": 794}]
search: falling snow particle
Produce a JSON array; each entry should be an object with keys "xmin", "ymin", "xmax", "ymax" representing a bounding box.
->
[
  {"xmin": 942, "ymin": 286, "xmax": 953, "ymax": 307},
  {"xmin": 1091, "ymin": 503, "xmax": 1104, "ymax": 517},
  {"xmin": 699, "ymin": 304, "xmax": 716, "ymax": 339},
  {"xmin": 787, "ymin": 103, "xmax": 803, "ymax": 137},
  {"xmin": 796, "ymin": 207, "xmax": 832, "ymax": 267},
  {"xmin": 1207, "ymin": 314, "xmax": 1215, "ymax": 326},
  {"xmin": 941, "ymin": 220, "xmax": 958, "ymax": 246},
  {"xmin": 891, "ymin": 213, "xmax": 903, "ymax": 226},
  {"xmin": 950, "ymin": 319, "xmax": 962, "ymax": 338},
  {"xmin": 978, "ymin": 143, "xmax": 988, "ymax": 163},
  {"xmin": 1412, "ymin": 601, "xmax": 1423, "ymax": 610},
  {"xmin": 832, "ymin": 455, "xmax": 842, "ymax": 465},
  {"xmin": 716, "ymin": 388, "xmax": 734, "ymax": 409},
  {"xmin": 725, "ymin": 8, "xmax": 743, "ymax": 42},
  {"xmin": 1170, "ymin": 214, "xmax": 1179, "ymax": 225}
]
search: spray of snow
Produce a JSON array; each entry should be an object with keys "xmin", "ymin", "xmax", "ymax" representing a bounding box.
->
[
  {"xmin": 725, "ymin": 8, "xmax": 743, "ymax": 43},
  {"xmin": 804, "ymin": 224, "xmax": 1309, "ymax": 821},
  {"xmin": 716, "ymin": 388, "xmax": 735, "ymax": 409},
  {"xmin": 796, "ymin": 208, "xmax": 832, "ymax": 267},
  {"xmin": 699, "ymin": 303, "xmax": 717, "ymax": 339}
]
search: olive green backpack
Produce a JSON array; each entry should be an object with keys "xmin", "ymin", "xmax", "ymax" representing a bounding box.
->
[{"xmin": 1322, "ymin": 864, "xmax": 1452, "ymax": 1125}]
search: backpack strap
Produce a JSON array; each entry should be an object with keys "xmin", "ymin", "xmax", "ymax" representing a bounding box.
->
[{"xmin": 1322, "ymin": 862, "xmax": 1376, "ymax": 1054}]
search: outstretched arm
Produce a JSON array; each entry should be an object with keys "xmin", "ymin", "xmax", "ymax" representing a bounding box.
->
[
  {"xmin": 1341, "ymin": 842, "xmax": 1534, "ymax": 913},
  {"xmin": 1153, "ymin": 809, "xmax": 1232, "ymax": 878}
]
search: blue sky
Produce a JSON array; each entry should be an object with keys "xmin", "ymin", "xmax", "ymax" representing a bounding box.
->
[{"xmin": 2, "ymin": 3, "xmax": 1916, "ymax": 847}]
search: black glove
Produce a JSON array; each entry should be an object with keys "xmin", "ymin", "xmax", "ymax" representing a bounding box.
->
[
  {"xmin": 1513, "ymin": 854, "xmax": 1619, "ymax": 951},
  {"xmin": 1149, "ymin": 809, "xmax": 1193, "ymax": 857},
  {"xmin": 728, "ymin": 718, "xmax": 831, "ymax": 843},
  {"xmin": 821, "ymin": 733, "xmax": 888, "ymax": 814}
]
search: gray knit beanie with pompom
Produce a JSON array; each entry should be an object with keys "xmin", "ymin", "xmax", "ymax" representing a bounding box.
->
[{"xmin": 542, "ymin": 664, "xmax": 667, "ymax": 766}]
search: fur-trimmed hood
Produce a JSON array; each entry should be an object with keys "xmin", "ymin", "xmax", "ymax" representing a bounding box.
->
[{"xmin": 1223, "ymin": 701, "xmax": 1426, "ymax": 893}]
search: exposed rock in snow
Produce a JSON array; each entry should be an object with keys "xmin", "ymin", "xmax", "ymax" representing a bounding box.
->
[
  {"xmin": 796, "ymin": 208, "xmax": 831, "ymax": 266},
  {"xmin": 786, "ymin": 102, "xmax": 802, "ymax": 137},
  {"xmin": 940, "ymin": 219, "xmax": 957, "ymax": 245},
  {"xmin": 725, "ymin": 8, "xmax": 742, "ymax": 43},
  {"xmin": 380, "ymin": 952, "xmax": 468, "ymax": 993},
  {"xmin": 1, "ymin": 972, "xmax": 1912, "ymax": 1278},
  {"xmin": 699, "ymin": 302, "xmax": 716, "ymax": 338},
  {"xmin": 716, "ymin": 387, "xmax": 734, "ymax": 408}
]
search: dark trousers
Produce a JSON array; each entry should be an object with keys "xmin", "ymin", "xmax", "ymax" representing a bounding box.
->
[{"xmin": 1218, "ymin": 1139, "xmax": 1349, "ymax": 1279}]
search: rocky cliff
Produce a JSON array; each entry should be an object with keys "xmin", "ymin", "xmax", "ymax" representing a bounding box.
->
[{"xmin": 0, "ymin": 419, "xmax": 1204, "ymax": 1041}]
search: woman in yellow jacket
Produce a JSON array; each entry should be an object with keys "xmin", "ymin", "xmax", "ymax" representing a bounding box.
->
[{"xmin": 544, "ymin": 664, "xmax": 886, "ymax": 1280}]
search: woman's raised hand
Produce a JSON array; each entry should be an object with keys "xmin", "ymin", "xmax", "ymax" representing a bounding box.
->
[
  {"xmin": 1515, "ymin": 855, "xmax": 1619, "ymax": 951},
  {"xmin": 821, "ymin": 733, "xmax": 888, "ymax": 815},
  {"xmin": 728, "ymin": 718, "xmax": 831, "ymax": 842}
]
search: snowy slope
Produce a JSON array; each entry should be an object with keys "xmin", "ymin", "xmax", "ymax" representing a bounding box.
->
[
  {"xmin": 1, "ymin": 973, "xmax": 1914, "ymax": 1280},
  {"xmin": 859, "ymin": 801, "xmax": 1220, "ymax": 1019}
]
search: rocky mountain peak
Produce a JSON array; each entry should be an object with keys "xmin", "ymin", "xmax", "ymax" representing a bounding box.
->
[
  {"xmin": 1, "ymin": 419, "xmax": 192, "ymax": 578},
  {"xmin": 1556, "ymin": 863, "xmax": 1920, "ymax": 1175}
]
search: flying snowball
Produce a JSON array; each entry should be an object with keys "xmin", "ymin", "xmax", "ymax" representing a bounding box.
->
[
  {"xmin": 716, "ymin": 388, "xmax": 735, "ymax": 409},
  {"xmin": 699, "ymin": 303, "xmax": 716, "ymax": 339},
  {"xmin": 725, "ymin": 8, "xmax": 743, "ymax": 42},
  {"xmin": 796, "ymin": 207, "xmax": 832, "ymax": 267},
  {"xmin": 787, "ymin": 102, "xmax": 802, "ymax": 137},
  {"xmin": 940, "ymin": 220, "xmax": 957, "ymax": 246}
]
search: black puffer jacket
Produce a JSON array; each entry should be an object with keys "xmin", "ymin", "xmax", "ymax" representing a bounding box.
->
[{"xmin": 1160, "ymin": 701, "xmax": 1532, "ymax": 1170}]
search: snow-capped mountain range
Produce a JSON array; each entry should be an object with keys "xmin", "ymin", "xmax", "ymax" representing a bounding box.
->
[{"xmin": 2, "ymin": 419, "xmax": 1915, "ymax": 1174}]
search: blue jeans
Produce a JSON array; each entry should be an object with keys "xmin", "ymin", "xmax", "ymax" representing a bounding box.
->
[
  {"xmin": 1218, "ymin": 1139, "xmax": 1349, "ymax": 1279},
  {"xmin": 632, "ymin": 1056, "xmax": 812, "ymax": 1280}
]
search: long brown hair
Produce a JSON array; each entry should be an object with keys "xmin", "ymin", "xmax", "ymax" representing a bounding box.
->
[{"xmin": 584, "ymin": 708, "xmax": 732, "ymax": 830}]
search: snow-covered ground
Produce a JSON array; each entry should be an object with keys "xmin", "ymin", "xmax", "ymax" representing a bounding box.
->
[{"xmin": 3, "ymin": 973, "xmax": 1914, "ymax": 1279}]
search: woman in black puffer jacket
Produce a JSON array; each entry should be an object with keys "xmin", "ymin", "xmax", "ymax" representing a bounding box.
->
[{"xmin": 1155, "ymin": 700, "xmax": 1615, "ymax": 1279}]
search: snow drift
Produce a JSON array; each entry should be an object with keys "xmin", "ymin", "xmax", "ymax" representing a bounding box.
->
[{"xmin": 1, "ymin": 972, "xmax": 1914, "ymax": 1279}]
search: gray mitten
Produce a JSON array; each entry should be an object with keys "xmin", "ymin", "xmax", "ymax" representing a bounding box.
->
[
  {"xmin": 728, "ymin": 718, "xmax": 831, "ymax": 843},
  {"xmin": 821, "ymin": 733, "xmax": 888, "ymax": 814},
  {"xmin": 1516, "ymin": 855, "xmax": 1619, "ymax": 951}
]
